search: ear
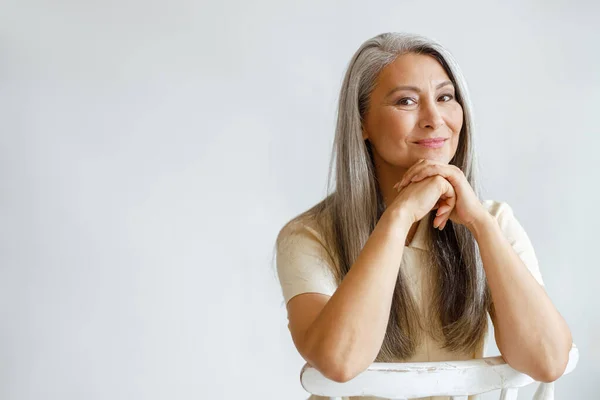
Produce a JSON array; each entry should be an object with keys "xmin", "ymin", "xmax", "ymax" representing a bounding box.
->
[{"xmin": 361, "ymin": 125, "xmax": 369, "ymax": 141}]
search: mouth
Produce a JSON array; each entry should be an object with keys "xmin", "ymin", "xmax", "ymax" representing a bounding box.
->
[{"xmin": 414, "ymin": 138, "xmax": 448, "ymax": 148}]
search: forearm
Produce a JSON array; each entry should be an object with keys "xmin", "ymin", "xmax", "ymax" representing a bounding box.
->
[
  {"xmin": 305, "ymin": 209, "xmax": 412, "ymax": 381},
  {"xmin": 468, "ymin": 214, "xmax": 572, "ymax": 382}
]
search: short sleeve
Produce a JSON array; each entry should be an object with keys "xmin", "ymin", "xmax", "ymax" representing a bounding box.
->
[
  {"xmin": 483, "ymin": 200, "xmax": 545, "ymax": 286},
  {"xmin": 275, "ymin": 223, "xmax": 339, "ymax": 305}
]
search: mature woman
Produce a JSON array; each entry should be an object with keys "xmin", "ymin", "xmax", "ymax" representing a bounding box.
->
[{"xmin": 275, "ymin": 32, "xmax": 572, "ymax": 400}]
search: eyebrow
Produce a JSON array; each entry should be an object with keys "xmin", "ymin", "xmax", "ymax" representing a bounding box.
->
[{"xmin": 385, "ymin": 80, "xmax": 454, "ymax": 98}]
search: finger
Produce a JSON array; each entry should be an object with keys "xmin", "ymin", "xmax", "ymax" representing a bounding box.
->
[
  {"xmin": 410, "ymin": 164, "xmax": 461, "ymax": 188},
  {"xmin": 398, "ymin": 161, "xmax": 428, "ymax": 188},
  {"xmin": 440, "ymin": 176, "xmax": 457, "ymax": 199},
  {"xmin": 398, "ymin": 160, "xmax": 448, "ymax": 189},
  {"xmin": 436, "ymin": 205, "xmax": 451, "ymax": 216},
  {"xmin": 434, "ymin": 211, "xmax": 451, "ymax": 229},
  {"xmin": 435, "ymin": 213, "xmax": 451, "ymax": 230},
  {"xmin": 439, "ymin": 197, "xmax": 455, "ymax": 229},
  {"xmin": 396, "ymin": 159, "xmax": 429, "ymax": 189},
  {"xmin": 405, "ymin": 163, "xmax": 461, "ymax": 189},
  {"xmin": 435, "ymin": 198, "xmax": 455, "ymax": 228},
  {"xmin": 434, "ymin": 181, "xmax": 456, "ymax": 229},
  {"xmin": 444, "ymin": 188, "xmax": 457, "ymax": 208}
]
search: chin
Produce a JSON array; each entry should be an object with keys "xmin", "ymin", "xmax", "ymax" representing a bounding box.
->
[{"xmin": 418, "ymin": 154, "xmax": 450, "ymax": 163}]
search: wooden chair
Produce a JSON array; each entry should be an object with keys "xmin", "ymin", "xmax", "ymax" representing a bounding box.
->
[{"xmin": 300, "ymin": 343, "xmax": 578, "ymax": 400}]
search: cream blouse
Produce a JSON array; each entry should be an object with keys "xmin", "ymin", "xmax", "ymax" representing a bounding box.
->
[{"xmin": 276, "ymin": 200, "xmax": 545, "ymax": 400}]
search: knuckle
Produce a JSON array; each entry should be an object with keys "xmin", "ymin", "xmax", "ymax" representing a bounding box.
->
[{"xmin": 433, "ymin": 175, "xmax": 446, "ymax": 187}]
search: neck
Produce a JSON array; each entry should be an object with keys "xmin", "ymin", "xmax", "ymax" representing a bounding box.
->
[{"xmin": 372, "ymin": 152, "xmax": 409, "ymax": 210}]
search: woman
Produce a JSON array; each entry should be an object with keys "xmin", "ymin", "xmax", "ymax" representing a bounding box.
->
[{"xmin": 275, "ymin": 32, "xmax": 572, "ymax": 400}]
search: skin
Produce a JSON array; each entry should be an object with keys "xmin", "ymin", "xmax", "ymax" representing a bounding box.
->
[
  {"xmin": 364, "ymin": 52, "xmax": 573, "ymax": 382},
  {"xmin": 361, "ymin": 52, "xmax": 464, "ymax": 241}
]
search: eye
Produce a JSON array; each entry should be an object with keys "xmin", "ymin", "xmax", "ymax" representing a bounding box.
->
[
  {"xmin": 438, "ymin": 94, "xmax": 454, "ymax": 102},
  {"xmin": 396, "ymin": 97, "xmax": 417, "ymax": 106}
]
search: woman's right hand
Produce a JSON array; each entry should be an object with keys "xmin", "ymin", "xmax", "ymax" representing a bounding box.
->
[{"xmin": 386, "ymin": 175, "xmax": 456, "ymax": 229}]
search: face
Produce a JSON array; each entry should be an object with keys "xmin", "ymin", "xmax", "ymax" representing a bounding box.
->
[{"xmin": 362, "ymin": 52, "xmax": 463, "ymax": 170}]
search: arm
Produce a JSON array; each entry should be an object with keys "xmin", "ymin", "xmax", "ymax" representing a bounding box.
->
[
  {"xmin": 300, "ymin": 209, "xmax": 412, "ymax": 383},
  {"xmin": 282, "ymin": 175, "xmax": 455, "ymax": 383},
  {"xmin": 467, "ymin": 212, "xmax": 572, "ymax": 382}
]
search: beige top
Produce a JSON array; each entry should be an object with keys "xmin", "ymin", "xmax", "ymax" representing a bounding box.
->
[{"xmin": 276, "ymin": 200, "xmax": 545, "ymax": 400}]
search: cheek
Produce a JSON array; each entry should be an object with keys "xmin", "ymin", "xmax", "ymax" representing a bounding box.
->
[
  {"xmin": 447, "ymin": 104, "xmax": 464, "ymax": 133},
  {"xmin": 377, "ymin": 109, "xmax": 414, "ymax": 139},
  {"xmin": 368, "ymin": 110, "xmax": 414, "ymax": 161},
  {"xmin": 447, "ymin": 105, "xmax": 463, "ymax": 155}
]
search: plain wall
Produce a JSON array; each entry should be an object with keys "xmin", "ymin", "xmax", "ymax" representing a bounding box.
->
[{"xmin": 1, "ymin": 0, "xmax": 598, "ymax": 399}]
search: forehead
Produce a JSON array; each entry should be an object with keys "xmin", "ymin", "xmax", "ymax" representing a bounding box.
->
[{"xmin": 374, "ymin": 52, "xmax": 451, "ymax": 91}]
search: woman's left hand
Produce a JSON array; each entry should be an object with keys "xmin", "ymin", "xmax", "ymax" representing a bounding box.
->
[{"xmin": 393, "ymin": 159, "xmax": 489, "ymax": 230}]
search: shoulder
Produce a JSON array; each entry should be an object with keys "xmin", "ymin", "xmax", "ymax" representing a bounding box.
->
[
  {"xmin": 481, "ymin": 199, "xmax": 514, "ymax": 219},
  {"xmin": 276, "ymin": 218, "xmax": 329, "ymax": 256},
  {"xmin": 480, "ymin": 199, "xmax": 545, "ymax": 286},
  {"xmin": 275, "ymin": 217, "xmax": 338, "ymax": 304},
  {"xmin": 275, "ymin": 216, "xmax": 336, "ymax": 276},
  {"xmin": 481, "ymin": 199, "xmax": 523, "ymax": 233},
  {"xmin": 480, "ymin": 199, "xmax": 528, "ymax": 237}
]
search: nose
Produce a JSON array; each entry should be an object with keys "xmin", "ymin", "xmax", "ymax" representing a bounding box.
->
[{"xmin": 418, "ymin": 100, "xmax": 445, "ymax": 130}]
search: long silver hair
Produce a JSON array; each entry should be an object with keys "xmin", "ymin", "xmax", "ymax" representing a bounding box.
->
[{"xmin": 276, "ymin": 32, "xmax": 492, "ymax": 361}]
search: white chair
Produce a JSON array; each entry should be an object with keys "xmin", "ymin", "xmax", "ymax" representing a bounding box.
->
[{"xmin": 300, "ymin": 343, "xmax": 578, "ymax": 400}]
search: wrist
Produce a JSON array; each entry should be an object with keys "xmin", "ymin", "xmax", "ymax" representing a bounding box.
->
[
  {"xmin": 382, "ymin": 205, "xmax": 414, "ymax": 239},
  {"xmin": 466, "ymin": 211, "xmax": 495, "ymax": 240}
]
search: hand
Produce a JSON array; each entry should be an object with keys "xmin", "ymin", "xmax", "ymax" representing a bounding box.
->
[
  {"xmin": 394, "ymin": 159, "xmax": 488, "ymax": 230},
  {"xmin": 386, "ymin": 174, "xmax": 456, "ymax": 229}
]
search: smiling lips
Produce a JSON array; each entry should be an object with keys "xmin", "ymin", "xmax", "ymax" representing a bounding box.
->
[{"xmin": 415, "ymin": 138, "xmax": 447, "ymax": 148}]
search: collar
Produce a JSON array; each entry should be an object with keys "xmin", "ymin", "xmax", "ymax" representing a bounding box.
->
[{"xmin": 406, "ymin": 214, "xmax": 430, "ymax": 251}]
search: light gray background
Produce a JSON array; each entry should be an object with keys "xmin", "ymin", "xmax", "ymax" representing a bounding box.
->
[{"xmin": 1, "ymin": 0, "xmax": 598, "ymax": 399}]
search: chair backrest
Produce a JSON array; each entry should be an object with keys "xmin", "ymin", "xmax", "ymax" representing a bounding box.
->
[{"xmin": 300, "ymin": 343, "xmax": 578, "ymax": 400}]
